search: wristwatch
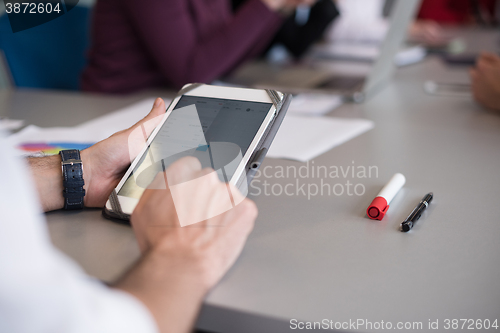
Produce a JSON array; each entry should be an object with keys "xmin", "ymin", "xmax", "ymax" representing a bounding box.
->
[{"xmin": 59, "ymin": 149, "xmax": 85, "ymax": 210}]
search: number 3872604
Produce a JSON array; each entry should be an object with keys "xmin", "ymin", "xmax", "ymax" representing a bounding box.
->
[
  {"xmin": 5, "ymin": 2, "xmax": 62, "ymax": 14},
  {"xmin": 444, "ymin": 319, "xmax": 499, "ymax": 330}
]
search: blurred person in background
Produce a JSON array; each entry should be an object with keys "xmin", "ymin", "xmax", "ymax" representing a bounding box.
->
[
  {"xmin": 417, "ymin": 0, "xmax": 498, "ymax": 26},
  {"xmin": 82, "ymin": 0, "xmax": 316, "ymax": 94},
  {"xmin": 412, "ymin": 0, "xmax": 498, "ymax": 44},
  {"xmin": 326, "ymin": 0, "xmax": 450, "ymax": 47},
  {"xmin": 233, "ymin": 0, "xmax": 339, "ymax": 59},
  {"xmin": 470, "ymin": 52, "xmax": 500, "ymax": 111}
]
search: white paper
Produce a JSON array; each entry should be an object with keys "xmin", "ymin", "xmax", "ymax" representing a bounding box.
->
[
  {"xmin": 76, "ymin": 98, "xmax": 164, "ymax": 136},
  {"xmin": 394, "ymin": 46, "xmax": 427, "ymax": 67},
  {"xmin": 312, "ymin": 43, "xmax": 426, "ymax": 67},
  {"xmin": 287, "ymin": 94, "xmax": 343, "ymax": 116},
  {"xmin": 312, "ymin": 43, "xmax": 380, "ymax": 61},
  {"xmin": 267, "ymin": 115, "xmax": 374, "ymax": 162},
  {"xmin": 326, "ymin": 0, "xmax": 388, "ymax": 43},
  {"xmin": 0, "ymin": 118, "xmax": 24, "ymax": 131},
  {"xmin": 9, "ymin": 124, "xmax": 100, "ymax": 144}
]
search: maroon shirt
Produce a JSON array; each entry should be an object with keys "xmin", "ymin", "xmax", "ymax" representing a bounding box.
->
[{"xmin": 81, "ymin": 0, "xmax": 283, "ymax": 93}]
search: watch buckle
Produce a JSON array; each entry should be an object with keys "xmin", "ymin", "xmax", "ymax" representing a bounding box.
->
[{"xmin": 62, "ymin": 159, "xmax": 82, "ymax": 166}]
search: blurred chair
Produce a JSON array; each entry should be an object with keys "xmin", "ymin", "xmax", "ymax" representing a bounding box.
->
[{"xmin": 0, "ymin": 5, "xmax": 91, "ymax": 90}]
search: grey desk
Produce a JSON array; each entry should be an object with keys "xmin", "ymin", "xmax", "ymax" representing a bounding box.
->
[{"xmin": 1, "ymin": 30, "xmax": 500, "ymax": 333}]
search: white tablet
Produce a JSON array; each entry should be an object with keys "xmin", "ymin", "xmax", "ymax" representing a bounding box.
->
[{"xmin": 106, "ymin": 84, "xmax": 280, "ymax": 215}]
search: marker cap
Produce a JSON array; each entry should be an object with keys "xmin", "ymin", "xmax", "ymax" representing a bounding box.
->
[{"xmin": 367, "ymin": 196, "xmax": 389, "ymax": 220}]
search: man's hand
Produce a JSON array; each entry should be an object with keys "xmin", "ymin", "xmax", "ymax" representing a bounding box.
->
[
  {"xmin": 408, "ymin": 20, "xmax": 449, "ymax": 47},
  {"xmin": 470, "ymin": 52, "xmax": 500, "ymax": 112},
  {"xmin": 29, "ymin": 98, "xmax": 165, "ymax": 211},
  {"xmin": 80, "ymin": 98, "xmax": 165, "ymax": 207},
  {"xmin": 131, "ymin": 156, "xmax": 257, "ymax": 287},
  {"xmin": 117, "ymin": 157, "xmax": 257, "ymax": 333}
]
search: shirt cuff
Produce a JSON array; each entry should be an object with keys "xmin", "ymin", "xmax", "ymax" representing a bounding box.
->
[{"xmin": 108, "ymin": 289, "xmax": 159, "ymax": 333}]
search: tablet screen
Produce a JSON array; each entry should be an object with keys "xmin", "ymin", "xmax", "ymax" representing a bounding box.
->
[{"xmin": 118, "ymin": 96, "xmax": 272, "ymax": 199}]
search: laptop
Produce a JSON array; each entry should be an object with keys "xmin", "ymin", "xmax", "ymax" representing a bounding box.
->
[{"xmin": 226, "ymin": 0, "xmax": 421, "ymax": 103}]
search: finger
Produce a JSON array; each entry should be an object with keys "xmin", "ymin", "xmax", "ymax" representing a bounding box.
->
[
  {"xmin": 426, "ymin": 25, "xmax": 442, "ymax": 40},
  {"xmin": 199, "ymin": 167, "xmax": 216, "ymax": 177},
  {"xmin": 170, "ymin": 175, "xmax": 228, "ymax": 227},
  {"xmin": 125, "ymin": 98, "xmax": 166, "ymax": 162},
  {"xmin": 128, "ymin": 98, "xmax": 166, "ymax": 135},
  {"xmin": 477, "ymin": 58, "xmax": 493, "ymax": 72},
  {"xmin": 141, "ymin": 98, "xmax": 166, "ymax": 136},
  {"xmin": 479, "ymin": 52, "xmax": 499, "ymax": 63},
  {"xmin": 144, "ymin": 98, "xmax": 166, "ymax": 122},
  {"xmin": 223, "ymin": 198, "xmax": 257, "ymax": 237},
  {"xmin": 166, "ymin": 156, "xmax": 203, "ymax": 186},
  {"xmin": 469, "ymin": 68, "xmax": 478, "ymax": 81},
  {"xmin": 146, "ymin": 170, "xmax": 171, "ymax": 191}
]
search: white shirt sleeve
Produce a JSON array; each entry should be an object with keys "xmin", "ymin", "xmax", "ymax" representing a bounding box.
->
[{"xmin": 0, "ymin": 134, "xmax": 159, "ymax": 333}]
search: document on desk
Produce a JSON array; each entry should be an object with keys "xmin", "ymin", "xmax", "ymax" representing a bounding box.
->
[
  {"xmin": 287, "ymin": 93, "xmax": 343, "ymax": 116},
  {"xmin": 77, "ymin": 98, "xmax": 166, "ymax": 134},
  {"xmin": 0, "ymin": 118, "xmax": 24, "ymax": 131},
  {"xmin": 267, "ymin": 115, "xmax": 374, "ymax": 162},
  {"xmin": 8, "ymin": 98, "xmax": 170, "ymax": 155},
  {"xmin": 311, "ymin": 43, "xmax": 426, "ymax": 67}
]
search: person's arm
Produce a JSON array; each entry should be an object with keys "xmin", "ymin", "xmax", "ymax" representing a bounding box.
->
[
  {"xmin": 28, "ymin": 98, "xmax": 166, "ymax": 212},
  {"xmin": 1, "ymin": 134, "xmax": 159, "ymax": 333},
  {"xmin": 2, "ymin": 129, "xmax": 257, "ymax": 333},
  {"xmin": 271, "ymin": 0, "xmax": 339, "ymax": 58},
  {"xmin": 116, "ymin": 157, "xmax": 257, "ymax": 332},
  {"xmin": 122, "ymin": 0, "xmax": 285, "ymax": 88},
  {"xmin": 470, "ymin": 52, "xmax": 500, "ymax": 112}
]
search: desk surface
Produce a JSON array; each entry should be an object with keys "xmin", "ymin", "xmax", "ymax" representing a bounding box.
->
[{"xmin": 1, "ymin": 29, "xmax": 500, "ymax": 333}]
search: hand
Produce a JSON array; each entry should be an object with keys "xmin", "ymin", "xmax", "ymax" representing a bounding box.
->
[
  {"xmin": 130, "ymin": 156, "xmax": 257, "ymax": 287},
  {"xmin": 470, "ymin": 52, "xmax": 500, "ymax": 111},
  {"xmin": 81, "ymin": 98, "xmax": 165, "ymax": 207},
  {"xmin": 408, "ymin": 20, "xmax": 449, "ymax": 47},
  {"xmin": 261, "ymin": 0, "xmax": 316, "ymax": 13},
  {"xmin": 118, "ymin": 157, "xmax": 257, "ymax": 333},
  {"xmin": 29, "ymin": 98, "xmax": 166, "ymax": 212}
]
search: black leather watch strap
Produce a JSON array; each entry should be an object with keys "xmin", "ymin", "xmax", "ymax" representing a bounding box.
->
[{"xmin": 59, "ymin": 149, "xmax": 85, "ymax": 210}]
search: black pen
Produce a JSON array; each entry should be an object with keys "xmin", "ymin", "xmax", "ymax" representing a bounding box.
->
[{"xmin": 401, "ymin": 193, "xmax": 433, "ymax": 232}]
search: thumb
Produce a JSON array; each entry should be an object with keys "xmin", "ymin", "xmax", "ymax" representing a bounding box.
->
[
  {"xmin": 143, "ymin": 98, "xmax": 166, "ymax": 122},
  {"xmin": 128, "ymin": 98, "xmax": 166, "ymax": 132},
  {"xmin": 136, "ymin": 98, "xmax": 166, "ymax": 133},
  {"xmin": 126, "ymin": 98, "xmax": 166, "ymax": 162},
  {"xmin": 478, "ymin": 52, "xmax": 499, "ymax": 65}
]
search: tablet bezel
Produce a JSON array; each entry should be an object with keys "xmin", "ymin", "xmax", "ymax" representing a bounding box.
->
[{"xmin": 107, "ymin": 84, "xmax": 279, "ymax": 215}]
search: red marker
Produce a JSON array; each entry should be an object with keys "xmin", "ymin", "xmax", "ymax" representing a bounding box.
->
[{"xmin": 367, "ymin": 173, "xmax": 406, "ymax": 220}]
